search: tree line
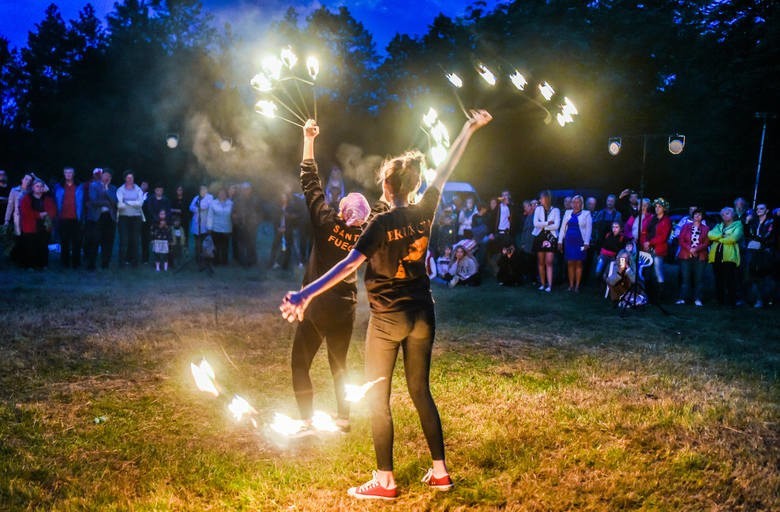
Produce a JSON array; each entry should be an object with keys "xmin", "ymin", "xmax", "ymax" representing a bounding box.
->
[{"xmin": 0, "ymin": 0, "xmax": 777, "ymax": 207}]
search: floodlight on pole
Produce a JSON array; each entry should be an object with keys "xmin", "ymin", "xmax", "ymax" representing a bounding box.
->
[
  {"xmin": 668, "ymin": 134, "xmax": 685, "ymax": 155},
  {"xmin": 608, "ymin": 137, "xmax": 622, "ymax": 156},
  {"xmin": 166, "ymin": 134, "xmax": 179, "ymax": 149}
]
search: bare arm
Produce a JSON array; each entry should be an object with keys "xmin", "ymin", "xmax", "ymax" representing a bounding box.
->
[
  {"xmin": 280, "ymin": 249, "xmax": 367, "ymax": 322},
  {"xmin": 429, "ymin": 110, "xmax": 492, "ymax": 192}
]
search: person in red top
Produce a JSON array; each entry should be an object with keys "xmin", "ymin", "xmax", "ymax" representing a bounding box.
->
[
  {"xmin": 20, "ymin": 178, "xmax": 57, "ymax": 269},
  {"xmin": 54, "ymin": 167, "xmax": 84, "ymax": 268},
  {"xmin": 676, "ymin": 208, "xmax": 710, "ymax": 306},
  {"xmin": 644, "ymin": 197, "xmax": 673, "ymax": 299}
]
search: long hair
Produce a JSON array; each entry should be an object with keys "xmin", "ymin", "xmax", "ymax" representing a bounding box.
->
[{"xmin": 378, "ymin": 150, "xmax": 425, "ymax": 204}]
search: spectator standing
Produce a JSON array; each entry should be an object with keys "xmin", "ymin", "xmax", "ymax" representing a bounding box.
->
[
  {"xmin": 146, "ymin": 184, "xmax": 171, "ymax": 227},
  {"xmin": 5, "ymin": 173, "xmax": 32, "ymax": 238},
  {"xmin": 0, "ymin": 170, "xmax": 9, "ymax": 228},
  {"xmin": 139, "ymin": 180, "xmax": 151, "ymax": 264},
  {"xmin": 644, "ymin": 198, "xmax": 673, "ymax": 299},
  {"xmin": 676, "ymin": 208, "xmax": 710, "ymax": 306},
  {"xmin": 458, "ymin": 196, "xmax": 478, "ymax": 237},
  {"xmin": 150, "ymin": 210, "xmax": 172, "ymax": 271},
  {"xmin": 558, "ymin": 195, "xmax": 592, "ymax": 292},
  {"xmin": 84, "ymin": 169, "xmax": 117, "ymax": 270},
  {"xmin": 189, "ymin": 185, "xmax": 214, "ymax": 267},
  {"xmin": 708, "ymin": 207, "xmax": 744, "ymax": 307},
  {"xmin": 593, "ymin": 195, "xmax": 622, "ymax": 249},
  {"xmin": 517, "ymin": 199, "xmax": 537, "ymax": 284},
  {"xmin": 617, "ymin": 188, "xmax": 639, "ymax": 223},
  {"xmin": 232, "ymin": 182, "xmax": 261, "ymax": 267},
  {"xmin": 532, "ymin": 190, "xmax": 561, "ymax": 292},
  {"xmin": 19, "ymin": 179, "xmax": 56, "ymax": 269},
  {"xmin": 116, "ymin": 171, "xmax": 145, "ymax": 267},
  {"xmin": 54, "ymin": 167, "xmax": 84, "ymax": 269},
  {"xmin": 269, "ymin": 191, "xmax": 298, "ymax": 270},
  {"xmin": 207, "ymin": 188, "xmax": 233, "ymax": 266},
  {"xmin": 745, "ymin": 204, "xmax": 775, "ymax": 307}
]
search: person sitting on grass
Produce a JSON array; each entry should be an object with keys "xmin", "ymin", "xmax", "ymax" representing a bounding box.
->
[
  {"xmin": 280, "ymin": 109, "xmax": 492, "ymax": 501},
  {"xmin": 496, "ymin": 242, "xmax": 522, "ymax": 286},
  {"xmin": 447, "ymin": 244, "xmax": 480, "ymax": 288},
  {"xmin": 432, "ymin": 245, "xmax": 453, "ymax": 285}
]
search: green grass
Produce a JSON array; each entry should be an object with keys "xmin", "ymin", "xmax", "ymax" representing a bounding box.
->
[{"xmin": 0, "ymin": 265, "xmax": 778, "ymax": 511}]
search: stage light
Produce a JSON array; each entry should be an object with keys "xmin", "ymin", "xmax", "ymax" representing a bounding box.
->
[
  {"xmin": 608, "ymin": 137, "xmax": 622, "ymax": 156},
  {"xmin": 668, "ymin": 134, "xmax": 685, "ymax": 155},
  {"xmin": 166, "ymin": 134, "xmax": 179, "ymax": 149},
  {"xmin": 539, "ymin": 82, "xmax": 555, "ymax": 101},
  {"xmin": 220, "ymin": 138, "xmax": 232, "ymax": 152}
]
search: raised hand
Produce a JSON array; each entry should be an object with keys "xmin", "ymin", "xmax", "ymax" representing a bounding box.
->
[
  {"xmin": 466, "ymin": 109, "xmax": 492, "ymax": 131},
  {"xmin": 303, "ymin": 119, "xmax": 319, "ymax": 140}
]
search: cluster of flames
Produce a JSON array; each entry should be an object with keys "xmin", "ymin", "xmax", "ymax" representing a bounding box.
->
[{"xmin": 190, "ymin": 358, "xmax": 384, "ymax": 437}]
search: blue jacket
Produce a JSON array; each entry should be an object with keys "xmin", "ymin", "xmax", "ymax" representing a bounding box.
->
[
  {"xmin": 54, "ymin": 182, "xmax": 85, "ymax": 221},
  {"xmin": 87, "ymin": 181, "xmax": 118, "ymax": 222}
]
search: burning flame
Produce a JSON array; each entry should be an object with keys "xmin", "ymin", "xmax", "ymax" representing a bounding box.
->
[
  {"xmin": 311, "ymin": 411, "xmax": 339, "ymax": 432},
  {"xmin": 344, "ymin": 377, "xmax": 387, "ymax": 403},
  {"xmin": 228, "ymin": 395, "xmax": 257, "ymax": 426},
  {"xmin": 509, "ymin": 70, "xmax": 527, "ymax": 91},
  {"xmin": 424, "ymin": 167, "xmax": 438, "ymax": 184},
  {"xmin": 477, "ymin": 63, "xmax": 496, "ymax": 86},
  {"xmin": 270, "ymin": 412, "xmax": 306, "ymax": 436},
  {"xmin": 539, "ymin": 82, "xmax": 555, "ymax": 101},
  {"xmin": 556, "ymin": 97, "xmax": 578, "ymax": 126},
  {"xmin": 430, "ymin": 146, "xmax": 448, "ymax": 167},
  {"xmin": 280, "ymin": 46, "xmax": 297, "ymax": 69},
  {"xmin": 255, "ymin": 100, "xmax": 277, "ymax": 118},
  {"xmin": 261, "ymin": 55, "xmax": 283, "ymax": 81},
  {"xmin": 190, "ymin": 359, "xmax": 218, "ymax": 397},
  {"xmin": 562, "ymin": 97, "xmax": 578, "ymax": 116},
  {"xmin": 306, "ymin": 56, "xmax": 320, "ymax": 80},
  {"xmin": 446, "ymin": 73, "xmax": 463, "ymax": 88},
  {"xmin": 250, "ymin": 73, "xmax": 273, "ymax": 92},
  {"xmin": 430, "ymin": 120, "xmax": 450, "ymax": 147},
  {"xmin": 422, "ymin": 107, "xmax": 438, "ymax": 129}
]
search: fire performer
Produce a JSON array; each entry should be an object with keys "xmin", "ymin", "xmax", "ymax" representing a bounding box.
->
[
  {"xmin": 290, "ymin": 119, "xmax": 372, "ymax": 436},
  {"xmin": 281, "ymin": 109, "xmax": 492, "ymax": 500}
]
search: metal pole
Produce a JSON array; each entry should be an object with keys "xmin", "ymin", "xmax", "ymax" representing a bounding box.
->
[
  {"xmin": 752, "ymin": 113, "xmax": 769, "ymax": 210},
  {"xmin": 633, "ymin": 135, "xmax": 647, "ymax": 309}
]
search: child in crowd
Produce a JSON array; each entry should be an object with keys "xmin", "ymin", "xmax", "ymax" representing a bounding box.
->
[
  {"xmin": 596, "ymin": 221, "xmax": 628, "ymax": 280},
  {"xmin": 150, "ymin": 210, "xmax": 172, "ymax": 271},
  {"xmin": 169, "ymin": 214, "xmax": 186, "ymax": 267}
]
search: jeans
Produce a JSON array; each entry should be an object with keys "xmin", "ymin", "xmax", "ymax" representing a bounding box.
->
[
  {"xmin": 291, "ymin": 299, "xmax": 355, "ymax": 421},
  {"xmin": 678, "ymin": 258, "xmax": 706, "ymax": 301},
  {"xmin": 58, "ymin": 218, "xmax": 81, "ymax": 268},
  {"xmin": 118, "ymin": 215, "xmax": 141, "ymax": 266},
  {"xmin": 364, "ymin": 306, "xmax": 444, "ymax": 471},
  {"xmin": 84, "ymin": 213, "xmax": 115, "ymax": 269},
  {"xmin": 653, "ymin": 255, "xmax": 666, "ymax": 283}
]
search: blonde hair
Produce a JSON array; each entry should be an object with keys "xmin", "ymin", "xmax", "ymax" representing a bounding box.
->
[{"xmin": 379, "ymin": 150, "xmax": 425, "ymax": 203}]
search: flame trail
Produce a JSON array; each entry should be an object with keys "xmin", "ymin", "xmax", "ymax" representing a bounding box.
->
[{"xmin": 344, "ymin": 377, "xmax": 387, "ymax": 403}]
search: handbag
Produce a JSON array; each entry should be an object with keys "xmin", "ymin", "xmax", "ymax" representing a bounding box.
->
[{"xmin": 533, "ymin": 208, "xmax": 557, "ymax": 250}]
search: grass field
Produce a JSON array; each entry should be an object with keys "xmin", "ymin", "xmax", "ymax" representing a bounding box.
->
[{"xmin": 1, "ymin": 261, "xmax": 778, "ymax": 511}]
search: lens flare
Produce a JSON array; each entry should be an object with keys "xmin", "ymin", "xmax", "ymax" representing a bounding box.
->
[
  {"xmin": 306, "ymin": 56, "xmax": 320, "ymax": 80},
  {"xmin": 344, "ymin": 377, "xmax": 387, "ymax": 403},
  {"xmin": 255, "ymin": 100, "xmax": 277, "ymax": 118},
  {"xmin": 477, "ymin": 63, "xmax": 496, "ymax": 86},
  {"xmin": 270, "ymin": 412, "xmax": 306, "ymax": 436},
  {"xmin": 509, "ymin": 70, "xmax": 527, "ymax": 91},
  {"xmin": 424, "ymin": 167, "xmax": 437, "ymax": 184},
  {"xmin": 446, "ymin": 72, "xmax": 463, "ymax": 88},
  {"xmin": 280, "ymin": 46, "xmax": 297, "ymax": 69},
  {"xmin": 250, "ymin": 73, "xmax": 273, "ymax": 92},
  {"xmin": 190, "ymin": 359, "xmax": 218, "ymax": 397},
  {"xmin": 430, "ymin": 146, "xmax": 448, "ymax": 167},
  {"xmin": 261, "ymin": 55, "xmax": 283, "ymax": 81},
  {"xmin": 431, "ymin": 120, "xmax": 450, "ymax": 147},
  {"xmin": 311, "ymin": 411, "xmax": 339, "ymax": 432},
  {"xmin": 228, "ymin": 395, "xmax": 256, "ymax": 423},
  {"xmin": 539, "ymin": 82, "xmax": 555, "ymax": 101}
]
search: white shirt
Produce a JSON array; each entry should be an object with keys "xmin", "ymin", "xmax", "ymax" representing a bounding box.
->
[{"xmin": 498, "ymin": 203, "xmax": 511, "ymax": 231}]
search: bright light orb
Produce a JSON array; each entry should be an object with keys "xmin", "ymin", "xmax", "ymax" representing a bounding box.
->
[
  {"xmin": 668, "ymin": 135, "xmax": 685, "ymax": 155},
  {"xmin": 509, "ymin": 70, "xmax": 527, "ymax": 91},
  {"xmin": 250, "ymin": 73, "xmax": 273, "ymax": 92},
  {"xmin": 255, "ymin": 100, "xmax": 278, "ymax": 118},
  {"xmin": 261, "ymin": 55, "xmax": 283, "ymax": 81},
  {"xmin": 280, "ymin": 46, "xmax": 297, "ymax": 69},
  {"xmin": 306, "ymin": 56, "xmax": 320, "ymax": 80},
  {"xmin": 431, "ymin": 120, "xmax": 450, "ymax": 147},
  {"xmin": 446, "ymin": 73, "xmax": 463, "ymax": 88},
  {"xmin": 220, "ymin": 139, "xmax": 232, "ymax": 152},
  {"xmin": 477, "ymin": 63, "xmax": 497, "ymax": 86},
  {"xmin": 539, "ymin": 82, "xmax": 555, "ymax": 101},
  {"xmin": 608, "ymin": 138, "xmax": 622, "ymax": 156},
  {"xmin": 166, "ymin": 134, "xmax": 179, "ymax": 149}
]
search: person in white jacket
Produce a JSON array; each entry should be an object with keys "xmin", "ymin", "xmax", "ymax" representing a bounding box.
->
[
  {"xmin": 115, "ymin": 171, "xmax": 145, "ymax": 267},
  {"xmin": 206, "ymin": 188, "xmax": 233, "ymax": 265},
  {"xmin": 558, "ymin": 194, "xmax": 592, "ymax": 292},
  {"xmin": 532, "ymin": 190, "xmax": 561, "ymax": 292}
]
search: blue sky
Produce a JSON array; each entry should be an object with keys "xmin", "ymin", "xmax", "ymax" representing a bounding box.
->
[{"xmin": 0, "ymin": 0, "xmax": 499, "ymax": 52}]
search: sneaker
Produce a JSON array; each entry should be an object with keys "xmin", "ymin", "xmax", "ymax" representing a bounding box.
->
[
  {"xmin": 538, "ymin": 284, "xmax": 545, "ymax": 291},
  {"xmin": 754, "ymin": 300, "xmax": 763, "ymax": 308},
  {"xmin": 694, "ymin": 299, "xmax": 703, "ymax": 307},
  {"xmin": 544, "ymin": 286, "xmax": 551, "ymax": 293},
  {"xmin": 422, "ymin": 468, "xmax": 454, "ymax": 491},
  {"xmin": 347, "ymin": 471, "xmax": 398, "ymax": 500},
  {"xmin": 675, "ymin": 299, "xmax": 685, "ymax": 305}
]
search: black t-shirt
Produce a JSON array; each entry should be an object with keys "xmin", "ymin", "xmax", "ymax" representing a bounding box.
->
[
  {"xmin": 354, "ymin": 186, "xmax": 440, "ymax": 313},
  {"xmin": 300, "ymin": 160, "xmax": 364, "ymax": 302}
]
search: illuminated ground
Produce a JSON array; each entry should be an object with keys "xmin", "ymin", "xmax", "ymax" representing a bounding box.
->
[{"xmin": 1, "ymin": 263, "xmax": 778, "ymax": 510}]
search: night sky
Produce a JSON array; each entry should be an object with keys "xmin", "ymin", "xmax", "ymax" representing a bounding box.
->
[{"xmin": 0, "ymin": 0, "xmax": 499, "ymax": 52}]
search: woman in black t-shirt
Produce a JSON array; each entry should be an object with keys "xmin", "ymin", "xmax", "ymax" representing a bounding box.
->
[{"xmin": 281, "ymin": 110, "xmax": 492, "ymax": 500}]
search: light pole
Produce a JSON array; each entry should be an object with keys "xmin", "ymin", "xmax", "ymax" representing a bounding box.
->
[
  {"xmin": 752, "ymin": 112, "xmax": 775, "ymax": 210},
  {"xmin": 607, "ymin": 133, "xmax": 685, "ymax": 310}
]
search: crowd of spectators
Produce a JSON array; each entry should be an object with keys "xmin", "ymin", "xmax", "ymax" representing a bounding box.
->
[
  {"xmin": 426, "ymin": 184, "xmax": 779, "ymax": 308},
  {"xmin": 1, "ymin": 166, "xmax": 778, "ymax": 309}
]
